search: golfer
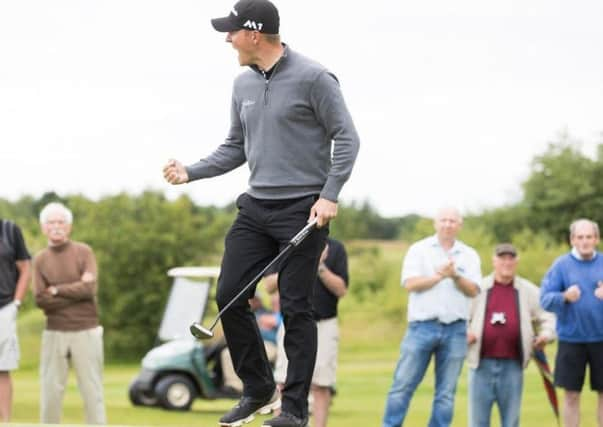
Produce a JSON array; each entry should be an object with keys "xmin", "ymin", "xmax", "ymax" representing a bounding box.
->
[{"xmin": 163, "ymin": 1, "xmax": 360, "ymax": 426}]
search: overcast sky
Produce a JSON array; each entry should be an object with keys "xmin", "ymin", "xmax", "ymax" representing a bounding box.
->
[{"xmin": 1, "ymin": 0, "xmax": 602, "ymax": 217}]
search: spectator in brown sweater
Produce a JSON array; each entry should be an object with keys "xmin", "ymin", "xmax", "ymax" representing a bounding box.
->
[{"xmin": 33, "ymin": 202, "xmax": 106, "ymax": 425}]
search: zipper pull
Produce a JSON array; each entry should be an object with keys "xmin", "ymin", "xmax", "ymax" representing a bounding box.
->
[{"xmin": 264, "ymin": 81, "xmax": 270, "ymax": 106}]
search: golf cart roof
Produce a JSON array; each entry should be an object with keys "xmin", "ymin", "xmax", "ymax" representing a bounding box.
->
[{"xmin": 167, "ymin": 266, "xmax": 220, "ymax": 279}]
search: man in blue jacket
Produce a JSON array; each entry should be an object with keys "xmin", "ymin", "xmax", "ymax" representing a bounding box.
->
[
  {"xmin": 163, "ymin": 1, "xmax": 359, "ymax": 426},
  {"xmin": 541, "ymin": 218, "xmax": 603, "ymax": 427}
]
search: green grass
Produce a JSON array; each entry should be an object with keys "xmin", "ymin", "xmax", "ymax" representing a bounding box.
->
[{"xmin": 11, "ymin": 313, "xmax": 599, "ymax": 427}]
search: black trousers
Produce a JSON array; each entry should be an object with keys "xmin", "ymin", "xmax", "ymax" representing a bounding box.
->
[{"xmin": 216, "ymin": 193, "xmax": 328, "ymax": 418}]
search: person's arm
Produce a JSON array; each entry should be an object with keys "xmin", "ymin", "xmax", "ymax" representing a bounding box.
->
[
  {"xmin": 401, "ymin": 242, "xmax": 443, "ymax": 292},
  {"xmin": 33, "ymin": 260, "xmax": 73, "ymax": 312},
  {"xmin": 318, "ymin": 262, "xmax": 347, "ymax": 298},
  {"xmin": 53, "ymin": 246, "xmax": 97, "ymax": 300},
  {"xmin": 185, "ymin": 92, "xmax": 247, "ymax": 181},
  {"xmin": 533, "ymin": 305, "xmax": 556, "ymax": 348},
  {"xmin": 163, "ymin": 91, "xmax": 246, "ymax": 185},
  {"xmin": 405, "ymin": 262, "xmax": 478, "ymax": 295},
  {"xmin": 319, "ymin": 242, "xmax": 349, "ymax": 298},
  {"xmin": 540, "ymin": 261, "xmax": 569, "ymax": 314},
  {"xmin": 14, "ymin": 259, "xmax": 31, "ymax": 303},
  {"xmin": 528, "ymin": 282, "xmax": 556, "ymax": 349},
  {"xmin": 404, "ymin": 274, "xmax": 444, "ymax": 292},
  {"xmin": 452, "ymin": 275, "xmax": 480, "ymax": 297},
  {"xmin": 406, "ymin": 258, "xmax": 478, "ymax": 295},
  {"xmin": 310, "ymin": 71, "xmax": 360, "ymax": 204},
  {"xmin": 263, "ymin": 272, "xmax": 279, "ymax": 294},
  {"xmin": 451, "ymin": 250, "xmax": 481, "ymax": 297},
  {"xmin": 11, "ymin": 224, "xmax": 31, "ymax": 305},
  {"xmin": 466, "ymin": 290, "xmax": 482, "ymax": 344}
]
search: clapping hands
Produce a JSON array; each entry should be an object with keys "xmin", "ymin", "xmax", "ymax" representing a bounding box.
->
[{"xmin": 437, "ymin": 259, "xmax": 457, "ymax": 279}]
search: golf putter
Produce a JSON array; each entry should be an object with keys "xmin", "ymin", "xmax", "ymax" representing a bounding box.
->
[{"xmin": 190, "ymin": 218, "xmax": 319, "ymax": 339}]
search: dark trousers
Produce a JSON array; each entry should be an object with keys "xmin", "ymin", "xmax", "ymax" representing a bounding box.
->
[{"xmin": 216, "ymin": 193, "xmax": 328, "ymax": 418}]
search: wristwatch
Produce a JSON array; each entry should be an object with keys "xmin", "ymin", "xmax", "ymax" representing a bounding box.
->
[{"xmin": 13, "ymin": 299, "xmax": 21, "ymax": 309}]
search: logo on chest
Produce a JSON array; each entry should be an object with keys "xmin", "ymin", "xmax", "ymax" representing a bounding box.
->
[{"xmin": 490, "ymin": 312, "xmax": 507, "ymax": 325}]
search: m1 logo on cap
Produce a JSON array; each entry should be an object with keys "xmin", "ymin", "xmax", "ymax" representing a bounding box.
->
[{"xmin": 243, "ymin": 20, "xmax": 264, "ymax": 31}]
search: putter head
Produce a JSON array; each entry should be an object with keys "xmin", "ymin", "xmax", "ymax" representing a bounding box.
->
[{"xmin": 190, "ymin": 323, "xmax": 213, "ymax": 340}]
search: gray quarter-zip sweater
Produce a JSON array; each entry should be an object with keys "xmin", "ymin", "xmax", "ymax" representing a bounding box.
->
[{"xmin": 185, "ymin": 45, "xmax": 360, "ymax": 202}]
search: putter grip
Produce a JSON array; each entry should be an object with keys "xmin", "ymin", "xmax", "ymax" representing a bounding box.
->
[{"xmin": 289, "ymin": 218, "xmax": 318, "ymax": 246}]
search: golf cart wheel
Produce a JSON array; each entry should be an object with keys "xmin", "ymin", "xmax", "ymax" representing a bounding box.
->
[
  {"xmin": 129, "ymin": 384, "xmax": 158, "ymax": 407},
  {"xmin": 155, "ymin": 374, "xmax": 196, "ymax": 411}
]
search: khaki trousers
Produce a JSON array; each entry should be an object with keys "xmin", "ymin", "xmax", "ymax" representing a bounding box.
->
[
  {"xmin": 274, "ymin": 317, "xmax": 339, "ymax": 387},
  {"xmin": 40, "ymin": 326, "xmax": 106, "ymax": 424}
]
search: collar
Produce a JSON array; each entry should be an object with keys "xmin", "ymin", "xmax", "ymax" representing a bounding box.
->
[
  {"xmin": 493, "ymin": 279, "xmax": 514, "ymax": 287},
  {"xmin": 483, "ymin": 273, "xmax": 518, "ymax": 290},
  {"xmin": 250, "ymin": 43, "xmax": 289, "ymax": 76},
  {"xmin": 48, "ymin": 240, "xmax": 71, "ymax": 252},
  {"xmin": 429, "ymin": 234, "xmax": 461, "ymax": 254},
  {"xmin": 571, "ymin": 247, "xmax": 597, "ymax": 261}
]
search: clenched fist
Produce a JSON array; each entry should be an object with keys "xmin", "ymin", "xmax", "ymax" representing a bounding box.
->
[
  {"xmin": 564, "ymin": 284, "xmax": 581, "ymax": 303},
  {"xmin": 163, "ymin": 159, "xmax": 189, "ymax": 185}
]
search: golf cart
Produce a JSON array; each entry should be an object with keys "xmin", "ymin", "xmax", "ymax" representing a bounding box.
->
[{"xmin": 128, "ymin": 266, "xmax": 239, "ymax": 411}]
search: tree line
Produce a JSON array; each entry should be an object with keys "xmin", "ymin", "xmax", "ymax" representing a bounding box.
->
[{"xmin": 1, "ymin": 190, "xmax": 412, "ymax": 359}]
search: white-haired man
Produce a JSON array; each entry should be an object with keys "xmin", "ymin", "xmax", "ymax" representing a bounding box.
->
[
  {"xmin": 541, "ymin": 219, "xmax": 603, "ymax": 427},
  {"xmin": 33, "ymin": 202, "xmax": 106, "ymax": 424}
]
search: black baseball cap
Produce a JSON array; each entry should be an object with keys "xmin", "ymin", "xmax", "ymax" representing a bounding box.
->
[
  {"xmin": 211, "ymin": 0, "xmax": 280, "ymax": 34},
  {"xmin": 494, "ymin": 243, "xmax": 518, "ymax": 257}
]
